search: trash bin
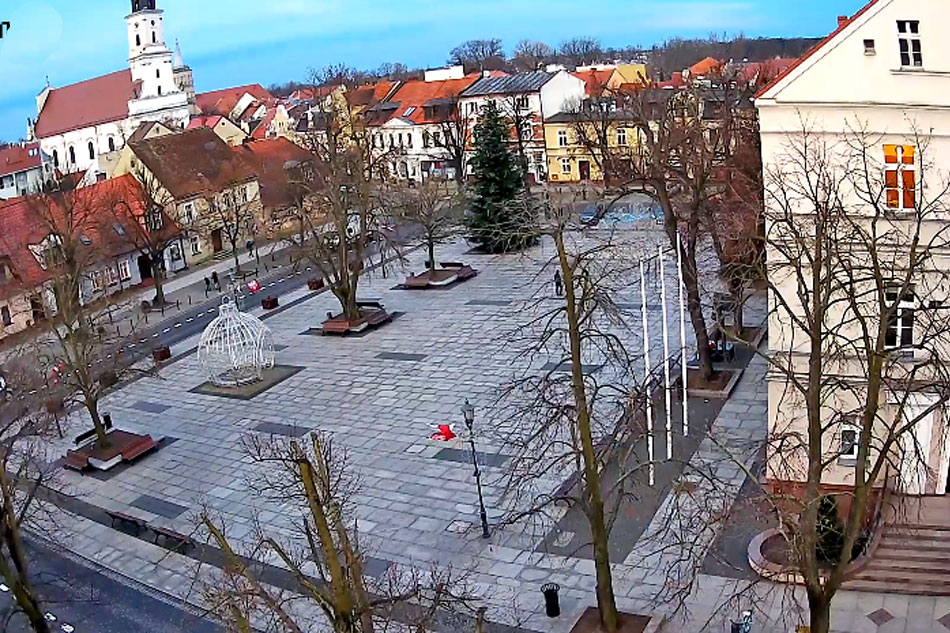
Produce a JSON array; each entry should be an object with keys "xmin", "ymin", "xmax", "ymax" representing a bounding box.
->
[{"xmin": 541, "ymin": 583, "xmax": 560, "ymax": 618}]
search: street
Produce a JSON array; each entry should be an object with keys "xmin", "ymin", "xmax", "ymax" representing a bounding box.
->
[{"xmin": 0, "ymin": 538, "xmax": 221, "ymax": 633}]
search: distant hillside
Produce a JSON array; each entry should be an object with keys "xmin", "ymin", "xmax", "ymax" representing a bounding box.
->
[{"xmin": 648, "ymin": 37, "xmax": 822, "ymax": 75}]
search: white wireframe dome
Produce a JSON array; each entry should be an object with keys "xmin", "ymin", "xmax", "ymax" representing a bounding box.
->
[{"xmin": 197, "ymin": 297, "xmax": 275, "ymax": 387}]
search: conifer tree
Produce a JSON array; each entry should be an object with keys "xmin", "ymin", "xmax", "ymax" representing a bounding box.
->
[{"xmin": 467, "ymin": 101, "xmax": 536, "ymax": 252}]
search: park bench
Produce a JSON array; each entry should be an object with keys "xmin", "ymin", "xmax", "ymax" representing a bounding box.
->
[
  {"xmin": 148, "ymin": 524, "xmax": 195, "ymax": 552},
  {"xmin": 73, "ymin": 416, "xmax": 114, "ymax": 446},
  {"xmin": 63, "ymin": 451, "xmax": 88, "ymax": 471},
  {"xmin": 121, "ymin": 435, "xmax": 158, "ymax": 462},
  {"xmin": 105, "ymin": 509, "xmax": 147, "ymax": 535}
]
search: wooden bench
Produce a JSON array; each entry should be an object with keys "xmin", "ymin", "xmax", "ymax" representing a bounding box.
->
[
  {"xmin": 73, "ymin": 417, "xmax": 113, "ymax": 446},
  {"xmin": 149, "ymin": 524, "xmax": 195, "ymax": 552},
  {"xmin": 105, "ymin": 509, "xmax": 147, "ymax": 535},
  {"xmin": 63, "ymin": 451, "xmax": 88, "ymax": 471},
  {"xmin": 121, "ymin": 435, "xmax": 158, "ymax": 462}
]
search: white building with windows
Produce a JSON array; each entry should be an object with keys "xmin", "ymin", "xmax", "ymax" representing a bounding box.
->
[
  {"xmin": 27, "ymin": 0, "xmax": 195, "ymax": 177},
  {"xmin": 757, "ymin": 0, "xmax": 950, "ymax": 496},
  {"xmin": 0, "ymin": 143, "xmax": 53, "ymax": 199},
  {"xmin": 457, "ymin": 71, "xmax": 586, "ymax": 182}
]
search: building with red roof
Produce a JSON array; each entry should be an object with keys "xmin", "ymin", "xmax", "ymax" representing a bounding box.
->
[
  {"xmin": 28, "ymin": 1, "xmax": 196, "ymax": 178},
  {"xmin": 570, "ymin": 68, "xmax": 620, "ymax": 97},
  {"xmin": 187, "ymin": 115, "xmax": 249, "ymax": 146},
  {"xmin": 0, "ymin": 174, "xmax": 183, "ymax": 338},
  {"xmin": 0, "ymin": 143, "xmax": 54, "ymax": 200},
  {"xmin": 687, "ymin": 56, "xmax": 724, "ymax": 78},
  {"xmin": 231, "ymin": 138, "xmax": 315, "ymax": 230},
  {"xmin": 195, "ymin": 84, "xmax": 274, "ymax": 119}
]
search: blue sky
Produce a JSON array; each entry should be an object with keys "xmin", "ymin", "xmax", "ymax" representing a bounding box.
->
[{"xmin": 0, "ymin": 0, "xmax": 865, "ymax": 141}]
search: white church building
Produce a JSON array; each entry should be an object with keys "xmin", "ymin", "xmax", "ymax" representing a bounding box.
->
[{"xmin": 27, "ymin": 0, "xmax": 196, "ymax": 176}]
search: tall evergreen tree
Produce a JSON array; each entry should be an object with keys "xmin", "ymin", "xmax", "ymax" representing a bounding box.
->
[{"xmin": 467, "ymin": 101, "xmax": 536, "ymax": 252}]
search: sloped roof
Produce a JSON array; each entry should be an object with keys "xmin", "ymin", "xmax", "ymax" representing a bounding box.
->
[
  {"xmin": 0, "ymin": 174, "xmax": 165, "ymax": 297},
  {"xmin": 34, "ymin": 70, "xmax": 135, "ymax": 139},
  {"xmin": 460, "ymin": 72, "xmax": 552, "ymax": 97},
  {"xmin": 367, "ymin": 75, "xmax": 481, "ymax": 127},
  {"xmin": 346, "ymin": 81, "xmax": 401, "ymax": 110},
  {"xmin": 231, "ymin": 138, "xmax": 314, "ymax": 210},
  {"xmin": 756, "ymin": 0, "xmax": 880, "ymax": 98},
  {"xmin": 689, "ymin": 57, "xmax": 724, "ymax": 77},
  {"xmin": 0, "ymin": 144, "xmax": 42, "ymax": 178},
  {"xmin": 195, "ymin": 84, "xmax": 274, "ymax": 116},
  {"xmin": 571, "ymin": 69, "xmax": 616, "ymax": 96},
  {"xmin": 129, "ymin": 128, "xmax": 257, "ymax": 200},
  {"xmin": 290, "ymin": 85, "xmax": 341, "ymax": 101},
  {"xmin": 740, "ymin": 58, "xmax": 799, "ymax": 87}
]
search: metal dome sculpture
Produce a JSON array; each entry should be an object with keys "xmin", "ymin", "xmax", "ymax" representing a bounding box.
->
[{"xmin": 198, "ymin": 297, "xmax": 275, "ymax": 387}]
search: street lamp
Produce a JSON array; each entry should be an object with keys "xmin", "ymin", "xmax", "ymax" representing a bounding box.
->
[{"xmin": 462, "ymin": 399, "xmax": 491, "ymax": 539}]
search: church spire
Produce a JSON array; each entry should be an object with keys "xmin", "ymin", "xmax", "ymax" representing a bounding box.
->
[{"xmin": 173, "ymin": 39, "xmax": 184, "ymax": 69}]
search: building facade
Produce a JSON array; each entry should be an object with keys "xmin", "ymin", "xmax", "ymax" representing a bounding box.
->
[{"xmin": 0, "ymin": 143, "xmax": 54, "ymax": 199}]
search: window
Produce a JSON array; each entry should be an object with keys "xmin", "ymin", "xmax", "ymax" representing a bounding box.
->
[
  {"xmin": 884, "ymin": 144, "xmax": 915, "ymax": 209},
  {"xmin": 897, "ymin": 20, "xmax": 922, "ymax": 67},
  {"xmin": 136, "ymin": 34, "xmax": 141, "ymax": 47},
  {"xmin": 156, "ymin": 69, "xmax": 160, "ymax": 78},
  {"xmin": 117, "ymin": 260, "xmax": 132, "ymax": 282},
  {"xmin": 0, "ymin": 306, "xmax": 10, "ymax": 327},
  {"xmin": 79, "ymin": 234, "xmax": 92, "ymax": 246},
  {"xmin": 108, "ymin": 137, "xmax": 115, "ymax": 152},
  {"xmin": 90, "ymin": 270, "xmax": 105, "ymax": 292},
  {"xmin": 558, "ymin": 130, "xmax": 569, "ymax": 147},
  {"xmin": 885, "ymin": 286, "xmax": 915, "ymax": 349},
  {"xmin": 240, "ymin": 185, "xmax": 248, "ymax": 203},
  {"xmin": 146, "ymin": 209, "xmax": 163, "ymax": 231},
  {"xmin": 407, "ymin": 133, "xmax": 413, "ymax": 148},
  {"xmin": 839, "ymin": 423, "xmax": 860, "ymax": 460},
  {"xmin": 184, "ymin": 203, "xmax": 195, "ymax": 224},
  {"xmin": 158, "ymin": 86, "xmax": 162, "ymax": 95},
  {"xmin": 52, "ymin": 149, "xmax": 59, "ymax": 168},
  {"xmin": 398, "ymin": 133, "xmax": 404, "ymax": 148},
  {"xmin": 864, "ymin": 39, "xmax": 876, "ymax": 55},
  {"xmin": 190, "ymin": 235, "xmax": 201, "ymax": 255},
  {"xmin": 88, "ymin": 141, "xmax": 95, "ymax": 160},
  {"xmin": 423, "ymin": 132, "xmax": 430, "ymax": 148},
  {"xmin": 466, "ymin": 103, "xmax": 476, "ymax": 115},
  {"xmin": 433, "ymin": 131, "xmax": 441, "ymax": 146},
  {"xmin": 1, "ymin": 176, "xmax": 12, "ymax": 189},
  {"xmin": 0, "ymin": 265, "xmax": 7, "ymax": 283},
  {"xmin": 516, "ymin": 95, "xmax": 529, "ymax": 110},
  {"xmin": 112, "ymin": 223, "xmax": 126, "ymax": 236},
  {"xmin": 617, "ymin": 128, "xmax": 627, "ymax": 146},
  {"xmin": 152, "ymin": 31, "xmax": 156, "ymax": 44},
  {"xmin": 68, "ymin": 146, "xmax": 75, "ymax": 164},
  {"xmin": 404, "ymin": 106, "xmax": 416, "ymax": 117},
  {"xmin": 561, "ymin": 157, "xmax": 571, "ymax": 174}
]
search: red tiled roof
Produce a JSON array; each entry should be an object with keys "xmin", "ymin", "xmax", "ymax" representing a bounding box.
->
[
  {"xmin": 0, "ymin": 174, "xmax": 170, "ymax": 298},
  {"xmin": 0, "ymin": 144, "xmax": 42, "ymax": 177},
  {"xmin": 756, "ymin": 0, "xmax": 880, "ymax": 98},
  {"xmin": 373, "ymin": 75, "xmax": 482, "ymax": 127},
  {"xmin": 347, "ymin": 81, "xmax": 400, "ymax": 110},
  {"xmin": 740, "ymin": 58, "xmax": 799, "ymax": 87},
  {"xmin": 571, "ymin": 69, "xmax": 615, "ymax": 96},
  {"xmin": 689, "ymin": 57, "xmax": 723, "ymax": 77},
  {"xmin": 195, "ymin": 84, "xmax": 273, "ymax": 116},
  {"xmin": 231, "ymin": 138, "xmax": 314, "ymax": 210},
  {"xmin": 34, "ymin": 70, "xmax": 135, "ymax": 139},
  {"xmin": 290, "ymin": 85, "xmax": 340, "ymax": 101},
  {"xmin": 129, "ymin": 128, "xmax": 258, "ymax": 200},
  {"xmin": 187, "ymin": 115, "xmax": 225, "ymax": 130},
  {"xmin": 250, "ymin": 107, "xmax": 277, "ymax": 140}
]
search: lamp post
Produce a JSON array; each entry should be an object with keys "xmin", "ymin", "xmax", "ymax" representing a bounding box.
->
[{"xmin": 462, "ymin": 399, "xmax": 491, "ymax": 539}]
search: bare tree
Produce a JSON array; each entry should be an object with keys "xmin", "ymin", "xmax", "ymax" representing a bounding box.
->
[
  {"xmin": 389, "ymin": 178, "xmax": 462, "ymax": 269},
  {"xmin": 558, "ymin": 37, "xmax": 603, "ymax": 67},
  {"xmin": 199, "ymin": 433, "xmax": 481, "ymax": 632},
  {"xmin": 192, "ymin": 182, "xmax": 262, "ymax": 276},
  {"xmin": 289, "ymin": 67, "xmax": 399, "ymax": 322},
  {"xmin": 0, "ymin": 356, "xmax": 58, "ymax": 633},
  {"xmin": 447, "ymin": 39, "xmax": 506, "ymax": 72},
  {"xmin": 750, "ymin": 123, "xmax": 950, "ymax": 632},
  {"xmin": 512, "ymin": 40, "xmax": 554, "ymax": 72},
  {"xmin": 434, "ymin": 97, "xmax": 472, "ymax": 185}
]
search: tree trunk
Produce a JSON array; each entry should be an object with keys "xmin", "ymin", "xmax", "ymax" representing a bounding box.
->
[
  {"xmin": 427, "ymin": 238, "xmax": 436, "ymax": 271},
  {"xmin": 556, "ymin": 232, "xmax": 620, "ymax": 632},
  {"xmin": 808, "ymin": 595, "xmax": 831, "ymax": 633},
  {"xmin": 152, "ymin": 258, "xmax": 166, "ymax": 306},
  {"xmin": 233, "ymin": 247, "xmax": 242, "ymax": 275},
  {"xmin": 86, "ymin": 399, "xmax": 110, "ymax": 449},
  {"xmin": 12, "ymin": 583, "xmax": 50, "ymax": 633}
]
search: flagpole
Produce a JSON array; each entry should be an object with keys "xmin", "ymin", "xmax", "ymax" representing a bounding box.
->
[
  {"xmin": 659, "ymin": 245, "xmax": 672, "ymax": 460},
  {"xmin": 676, "ymin": 236, "xmax": 689, "ymax": 436},
  {"xmin": 639, "ymin": 259, "xmax": 655, "ymax": 486}
]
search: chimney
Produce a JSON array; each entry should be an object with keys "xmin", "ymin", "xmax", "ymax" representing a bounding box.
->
[
  {"xmin": 837, "ymin": 15, "xmax": 849, "ymax": 29},
  {"xmin": 482, "ymin": 70, "xmax": 491, "ymax": 78}
]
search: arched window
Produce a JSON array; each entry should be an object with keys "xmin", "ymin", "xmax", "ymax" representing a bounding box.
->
[
  {"xmin": 88, "ymin": 141, "xmax": 95, "ymax": 160},
  {"xmin": 152, "ymin": 31, "xmax": 156, "ymax": 44},
  {"xmin": 136, "ymin": 34, "xmax": 141, "ymax": 47},
  {"xmin": 156, "ymin": 69, "xmax": 160, "ymax": 78},
  {"xmin": 157, "ymin": 86, "xmax": 162, "ymax": 95},
  {"xmin": 52, "ymin": 150, "xmax": 59, "ymax": 168},
  {"xmin": 108, "ymin": 137, "xmax": 115, "ymax": 152},
  {"xmin": 68, "ymin": 146, "xmax": 75, "ymax": 164}
]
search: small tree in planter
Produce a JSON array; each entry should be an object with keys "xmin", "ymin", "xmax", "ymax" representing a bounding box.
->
[
  {"xmin": 467, "ymin": 100, "xmax": 538, "ymax": 253},
  {"xmin": 390, "ymin": 178, "xmax": 467, "ymax": 284}
]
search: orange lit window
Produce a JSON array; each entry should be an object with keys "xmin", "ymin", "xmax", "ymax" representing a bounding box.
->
[{"xmin": 884, "ymin": 144, "xmax": 916, "ymax": 209}]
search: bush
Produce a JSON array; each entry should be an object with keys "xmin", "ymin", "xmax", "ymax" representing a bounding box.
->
[{"xmin": 816, "ymin": 495, "xmax": 845, "ymax": 564}]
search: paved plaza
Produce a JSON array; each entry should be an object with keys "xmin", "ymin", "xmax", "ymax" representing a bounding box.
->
[{"xmin": 33, "ymin": 230, "xmax": 949, "ymax": 632}]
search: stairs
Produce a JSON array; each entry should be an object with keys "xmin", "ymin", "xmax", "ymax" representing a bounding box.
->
[{"xmin": 844, "ymin": 521, "xmax": 950, "ymax": 596}]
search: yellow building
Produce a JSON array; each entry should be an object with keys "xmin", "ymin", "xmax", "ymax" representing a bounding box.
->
[{"xmin": 543, "ymin": 112, "xmax": 638, "ymax": 183}]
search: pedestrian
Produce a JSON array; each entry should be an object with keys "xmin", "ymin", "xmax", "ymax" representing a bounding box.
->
[
  {"xmin": 211, "ymin": 271, "xmax": 221, "ymax": 291},
  {"xmin": 203, "ymin": 275, "xmax": 211, "ymax": 297},
  {"xmin": 246, "ymin": 239, "xmax": 254, "ymax": 257},
  {"xmin": 553, "ymin": 270, "xmax": 563, "ymax": 297}
]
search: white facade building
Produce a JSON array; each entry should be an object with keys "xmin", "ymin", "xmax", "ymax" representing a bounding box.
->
[
  {"xmin": 757, "ymin": 0, "xmax": 950, "ymax": 495},
  {"xmin": 0, "ymin": 143, "xmax": 53, "ymax": 200},
  {"xmin": 28, "ymin": 0, "xmax": 194, "ymax": 177}
]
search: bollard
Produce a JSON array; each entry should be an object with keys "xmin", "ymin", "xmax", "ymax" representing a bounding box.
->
[
  {"xmin": 189, "ymin": 296, "xmax": 192, "ymax": 305},
  {"xmin": 176, "ymin": 300, "xmax": 180, "ymax": 311},
  {"xmin": 541, "ymin": 583, "xmax": 560, "ymax": 618}
]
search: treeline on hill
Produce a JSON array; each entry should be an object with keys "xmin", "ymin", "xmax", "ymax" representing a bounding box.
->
[{"xmin": 267, "ymin": 34, "xmax": 821, "ymax": 95}]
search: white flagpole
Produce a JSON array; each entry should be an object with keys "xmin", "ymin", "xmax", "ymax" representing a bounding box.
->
[
  {"xmin": 677, "ymin": 236, "xmax": 689, "ymax": 436},
  {"xmin": 639, "ymin": 259, "xmax": 655, "ymax": 486},
  {"xmin": 659, "ymin": 245, "xmax": 672, "ymax": 460}
]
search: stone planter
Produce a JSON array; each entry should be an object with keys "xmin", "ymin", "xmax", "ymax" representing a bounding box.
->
[
  {"xmin": 262, "ymin": 296, "xmax": 279, "ymax": 310},
  {"xmin": 307, "ymin": 278, "xmax": 325, "ymax": 291},
  {"xmin": 322, "ymin": 302, "xmax": 392, "ymax": 335},
  {"xmin": 152, "ymin": 346, "xmax": 171, "ymax": 362}
]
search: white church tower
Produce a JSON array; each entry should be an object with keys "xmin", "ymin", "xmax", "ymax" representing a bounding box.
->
[{"xmin": 126, "ymin": 0, "xmax": 191, "ymax": 128}]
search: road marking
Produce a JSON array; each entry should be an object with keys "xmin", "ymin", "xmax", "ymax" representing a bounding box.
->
[
  {"xmin": 278, "ymin": 278, "xmax": 285, "ymax": 282},
  {"xmin": 174, "ymin": 323, "xmax": 182, "ymax": 328},
  {"xmin": 106, "ymin": 354, "xmax": 113, "ymax": 359},
  {"xmin": 153, "ymin": 333, "xmax": 160, "ymax": 338},
  {"xmin": 44, "ymin": 613, "xmax": 56, "ymax": 622},
  {"xmin": 140, "ymin": 339, "xmax": 147, "ymax": 344},
  {"xmin": 162, "ymin": 328, "xmax": 171, "ymax": 334},
  {"xmin": 0, "ymin": 583, "xmax": 8, "ymax": 591},
  {"xmin": 186, "ymin": 318, "xmax": 194, "ymax": 323},
  {"xmin": 62, "ymin": 625, "xmax": 75, "ymax": 633},
  {"xmin": 306, "ymin": 267, "xmax": 312, "ymax": 271},
  {"xmin": 268, "ymin": 282, "xmax": 276, "ymax": 287}
]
